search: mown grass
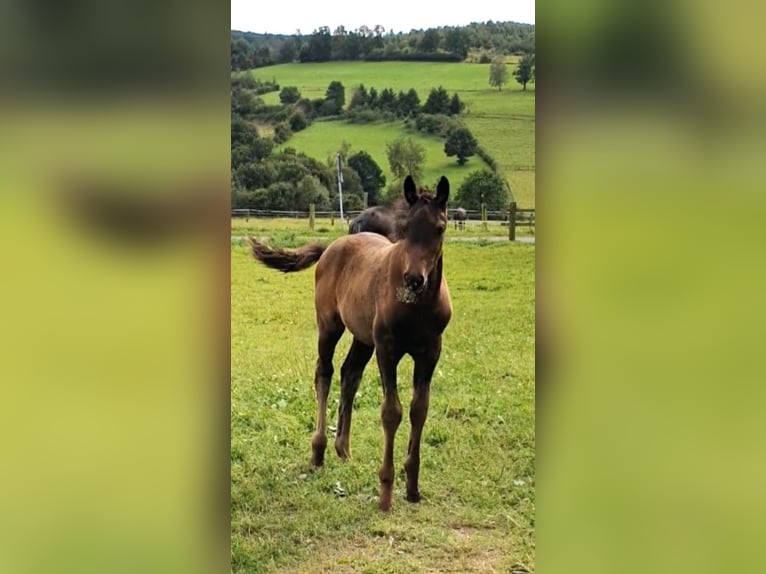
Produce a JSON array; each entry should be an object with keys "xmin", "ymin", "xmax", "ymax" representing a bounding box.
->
[
  {"xmin": 250, "ymin": 62, "xmax": 535, "ymax": 208},
  {"xmin": 231, "ymin": 236, "xmax": 535, "ymax": 573}
]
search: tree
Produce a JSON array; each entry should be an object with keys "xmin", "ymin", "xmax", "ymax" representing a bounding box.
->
[
  {"xmin": 368, "ymin": 87, "xmax": 378, "ymax": 108},
  {"xmin": 397, "ymin": 88, "xmax": 420, "ymax": 117},
  {"xmin": 325, "ymin": 81, "xmax": 346, "ymax": 111},
  {"xmin": 231, "ymin": 38, "xmax": 252, "ymax": 70},
  {"xmin": 386, "ymin": 137, "xmax": 425, "ymax": 182},
  {"xmin": 231, "ymin": 88, "xmax": 263, "ymax": 119},
  {"xmin": 444, "ymin": 28, "xmax": 469, "ymax": 59},
  {"xmin": 277, "ymin": 37, "xmax": 299, "ymax": 63},
  {"xmin": 489, "ymin": 58, "xmax": 508, "ymax": 91},
  {"xmin": 454, "ymin": 170, "xmax": 509, "ymax": 210},
  {"xmin": 444, "ymin": 127, "xmax": 478, "ymax": 165},
  {"xmin": 288, "ymin": 110, "xmax": 308, "ymax": 132},
  {"xmin": 347, "ymin": 151, "xmax": 386, "ymax": 205},
  {"xmin": 418, "ymin": 29, "xmax": 440, "ymax": 53},
  {"xmin": 262, "ymin": 182, "xmax": 296, "ymax": 210},
  {"xmin": 279, "ymin": 86, "xmax": 301, "ymax": 104},
  {"xmin": 333, "ymin": 166, "xmax": 365, "ymax": 211},
  {"xmin": 296, "ymin": 175, "xmax": 330, "ymax": 209},
  {"xmin": 422, "ymin": 86, "xmax": 451, "ymax": 115},
  {"xmin": 234, "ymin": 161, "xmax": 277, "ymax": 190},
  {"xmin": 513, "ymin": 53, "xmax": 535, "ymax": 91},
  {"xmin": 300, "ymin": 27, "xmax": 331, "ymax": 62},
  {"xmin": 377, "ymin": 88, "xmax": 397, "ymax": 113},
  {"xmin": 348, "ymin": 84, "xmax": 369, "ymax": 110},
  {"xmin": 448, "ymin": 93, "xmax": 464, "ymax": 116},
  {"xmin": 273, "ymin": 122, "xmax": 292, "ymax": 144},
  {"xmin": 231, "ymin": 116, "xmax": 257, "ymax": 148}
]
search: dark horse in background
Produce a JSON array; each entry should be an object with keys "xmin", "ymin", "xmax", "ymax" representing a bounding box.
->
[
  {"xmin": 348, "ymin": 205, "xmax": 404, "ymax": 242},
  {"xmin": 249, "ymin": 176, "xmax": 452, "ymax": 511}
]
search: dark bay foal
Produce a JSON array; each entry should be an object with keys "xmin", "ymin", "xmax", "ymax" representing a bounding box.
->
[{"xmin": 249, "ymin": 176, "xmax": 452, "ymax": 511}]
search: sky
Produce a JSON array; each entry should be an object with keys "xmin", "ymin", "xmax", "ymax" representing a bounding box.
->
[{"xmin": 231, "ymin": 0, "xmax": 535, "ymax": 35}]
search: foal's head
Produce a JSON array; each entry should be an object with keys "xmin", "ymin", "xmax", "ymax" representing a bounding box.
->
[{"xmin": 399, "ymin": 175, "xmax": 449, "ymax": 295}]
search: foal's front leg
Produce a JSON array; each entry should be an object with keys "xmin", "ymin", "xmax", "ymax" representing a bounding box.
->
[
  {"xmin": 375, "ymin": 342, "xmax": 404, "ymax": 511},
  {"xmin": 404, "ymin": 338, "xmax": 441, "ymax": 502}
]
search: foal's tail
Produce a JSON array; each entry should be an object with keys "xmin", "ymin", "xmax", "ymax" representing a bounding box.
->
[{"xmin": 247, "ymin": 237, "xmax": 327, "ymax": 273}]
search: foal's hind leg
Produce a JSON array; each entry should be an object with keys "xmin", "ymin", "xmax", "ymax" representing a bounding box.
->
[
  {"xmin": 404, "ymin": 339, "xmax": 441, "ymax": 503},
  {"xmin": 335, "ymin": 338, "xmax": 374, "ymax": 460},
  {"xmin": 311, "ymin": 317, "xmax": 344, "ymax": 467}
]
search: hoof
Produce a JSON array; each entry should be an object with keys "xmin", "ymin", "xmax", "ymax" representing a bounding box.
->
[
  {"xmin": 311, "ymin": 433, "xmax": 327, "ymax": 467},
  {"xmin": 334, "ymin": 441, "xmax": 351, "ymax": 460},
  {"xmin": 379, "ymin": 486, "xmax": 393, "ymax": 511},
  {"xmin": 405, "ymin": 491, "xmax": 421, "ymax": 503}
]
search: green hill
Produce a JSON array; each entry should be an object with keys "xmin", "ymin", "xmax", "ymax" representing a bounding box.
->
[{"xmin": 251, "ymin": 61, "xmax": 535, "ymax": 208}]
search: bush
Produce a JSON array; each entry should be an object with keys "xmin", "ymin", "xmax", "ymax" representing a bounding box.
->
[
  {"xmin": 253, "ymin": 81, "xmax": 279, "ymax": 95},
  {"xmin": 338, "ymin": 193, "xmax": 364, "ymax": 211},
  {"xmin": 353, "ymin": 110, "xmax": 395, "ymax": 123},
  {"xmin": 317, "ymin": 100, "xmax": 339, "ymax": 117},
  {"xmin": 289, "ymin": 110, "xmax": 308, "ymax": 132},
  {"xmin": 279, "ymin": 86, "xmax": 301, "ymax": 104},
  {"xmin": 233, "ymin": 161, "xmax": 277, "ymax": 191},
  {"xmin": 295, "ymin": 98, "xmax": 315, "ymax": 119},
  {"xmin": 414, "ymin": 113, "xmax": 458, "ymax": 136},
  {"xmin": 346, "ymin": 108, "xmax": 387, "ymax": 124},
  {"xmin": 475, "ymin": 145, "xmax": 498, "ymax": 171},
  {"xmin": 273, "ymin": 121, "xmax": 292, "ymax": 144},
  {"xmin": 455, "ymin": 170, "xmax": 509, "ymax": 210},
  {"xmin": 231, "ymin": 188, "xmax": 269, "ymax": 209},
  {"xmin": 363, "ymin": 51, "xmax": 462, "ymax": 63}
]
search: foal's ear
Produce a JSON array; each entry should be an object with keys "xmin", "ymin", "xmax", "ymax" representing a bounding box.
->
[
  {"xmin": 435, "ymin": 176, "xmax": 449, "ymax": 208},
  {"xmin": 404, "ymin": 175, "xmax": 419, "ymax": 205}
]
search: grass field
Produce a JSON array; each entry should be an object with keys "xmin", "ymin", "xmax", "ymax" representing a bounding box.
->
[
  {"xmin": 231, "ymin": 236, "xmax": 535, "ymax": 573},
  {"xmin": 276, "ymin": 120, "xmax": 490, "ymax": 193},
  {"xmin": 250, "ymin": 62, "xmax": 535, "ymax": 208}
]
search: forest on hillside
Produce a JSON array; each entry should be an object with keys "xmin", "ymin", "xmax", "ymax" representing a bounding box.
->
[{"xmin": 231, "ymin": 21, "xmax": 534, "ymax": 70}]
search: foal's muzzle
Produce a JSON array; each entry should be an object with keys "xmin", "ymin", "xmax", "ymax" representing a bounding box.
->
[{"xmin": 403, "ymin": 272, "xmax": 426, "ymax": 293}]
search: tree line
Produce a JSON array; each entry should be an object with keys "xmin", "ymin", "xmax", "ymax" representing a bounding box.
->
[{"xmin": 231, "ymin": 21, "xmax": 534, "ymax": 70}]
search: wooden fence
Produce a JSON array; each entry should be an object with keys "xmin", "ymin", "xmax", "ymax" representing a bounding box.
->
[{"xmin": 232, "ymin": 204, "xmax": 535, "ymax": 240}]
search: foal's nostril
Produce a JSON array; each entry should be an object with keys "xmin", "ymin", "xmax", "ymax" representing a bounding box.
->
[{"xmin": 404, "ymin": 273, "xmax": 425, "ymax": 291}]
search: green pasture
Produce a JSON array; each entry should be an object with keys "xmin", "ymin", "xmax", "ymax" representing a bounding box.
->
[
  {"xmin": 250, "ymin": 62, "xmax": 535, "ymax": 208},
  {"xmin": 252, "ymin": 62, "xmax": 533, "ymax": 108},
  {"xmin": 280, "ymin": 121, "xmax": 491, "ymax": 192},
  {"xmin": 231, "ymin": 237, "xmax": 535, "ymax": 573}
]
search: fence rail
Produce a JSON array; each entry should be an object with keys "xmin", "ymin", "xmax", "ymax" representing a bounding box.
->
[{"xmin": 232, "ymin": 205, "xmax": 535, "ymax": 240}]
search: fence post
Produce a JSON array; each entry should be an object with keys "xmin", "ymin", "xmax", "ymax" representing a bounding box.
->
[
  {"xmin": 309, "ymin": 203, "xmax": 315, "ymax": 230},
  {"xmin": 481, "ymin": 203, "xmax": 487, "ymax": 230},
  {"xmin": 508, "ymin": 202, "xmax": 517, "ymax": 241},
  {"xmin": 363, "ymin": 192, "xmax": 368, "ymax": 209}
]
